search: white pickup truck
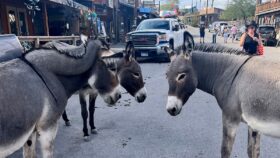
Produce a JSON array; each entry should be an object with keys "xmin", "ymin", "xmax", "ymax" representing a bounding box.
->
[{"xmin": 125, "ymin": 18, "xmax": 194, "ymax": 61}]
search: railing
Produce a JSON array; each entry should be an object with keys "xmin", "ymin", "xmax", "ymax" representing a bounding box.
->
[
  {"xmin": 18, "ymin": 35, "xmax": 80, "ymax": 48},
  {"xmin": 256, "ymin": 1, "xmax": 280, "ymax": 15}
]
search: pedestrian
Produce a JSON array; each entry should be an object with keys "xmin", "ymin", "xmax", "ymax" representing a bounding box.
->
[
  {"xmin": 276, "ymin": 29, "xmax": 280, "ymax": 48},
  {"xmin": 223, "ymin": 27, "xmax": 229, "ymax": 43},
  {"xmin": 212, "ymin": 28, "xmax": 217, "ymax": 43},
  {"xmin": 231, "ymin": 25, "xmax": 238, "ymax": 42},
  {"xmin": 200, "ymin": 24, "xmax": 205, "ymax": 43},
  {"xmin": 240, "ymin": 21, "xmax": 263, "ymax": 55},
  {"xmin": 221, "ymin": 24, "xmax": 225, "ymax": 36}
]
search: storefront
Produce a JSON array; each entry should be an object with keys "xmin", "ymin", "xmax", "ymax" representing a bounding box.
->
[
  {"xmin": 119, "ymin": 2, "xmax": 134, "ymax": 42},
  {"xmin": 0, "ymin": 0, "xmax": 34, "ymax": 35},
  {"xmin": 256, "ymin": 1, "xmax": 280, "ymax": 29},
  {"xmin": 257, "ymin": 12, "xmax": 280, "ymax": 29},
  {"xmin": 0, "ymin": 0, "xmax": 88, "ymax": 36}
]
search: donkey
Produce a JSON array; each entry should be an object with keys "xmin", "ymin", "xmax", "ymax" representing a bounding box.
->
[
  {"xmin": 165, "ymin": 42, "xmax": 280, "ymax": 158},
  {"xmin": 0, "ymin": 36, "xmax": 121, "ymax": 157},
  {"xmin": 62, "ymin": 47, "xmax": 147, "ymax": 139}
]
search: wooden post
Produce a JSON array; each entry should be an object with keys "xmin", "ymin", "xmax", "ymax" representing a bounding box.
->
[
  {"xmin": 43, "ymin": 1, "xmax": 49, "ymax": 36},
  {"xmin": 35, "ymin": 37, "xmax": 40, "ymax": 48},
  {"xmin": 72, "ymin": 35, "xmax": 77, "ymax": 45}
]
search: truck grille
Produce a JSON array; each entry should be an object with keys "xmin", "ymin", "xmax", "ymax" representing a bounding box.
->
[{"xmin": 132, "ymin": 35, "xmax": 157, "ymax": 46}]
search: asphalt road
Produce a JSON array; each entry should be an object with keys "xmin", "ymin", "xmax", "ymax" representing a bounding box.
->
[{"xmin": 9, "ymin": 27, "xmax": 280, "ymax": 158}]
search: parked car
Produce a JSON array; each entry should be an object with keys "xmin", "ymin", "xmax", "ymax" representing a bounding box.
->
[
  {"xmin": 235, "ymin": 26, "xmax": 246, "ymax": 41},
  {"xmin": 258, "ymin": 25, "xmax": 276, "ymax": 46},
  {"xmin": 125, "ymin": 18, "xmax": 193, "ymax": 61},
  {"xmin": 209, "ymin": 21, "xmax": 228, "ymax": 33}
]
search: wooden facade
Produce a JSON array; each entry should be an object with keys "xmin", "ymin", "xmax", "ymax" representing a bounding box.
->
[
  {"xmin": 0, "ymin": 0, "xmax": 87, "ymax": 36},
  {"xmin": 256, "ymin": 0, "xmax": 280, "ymax": 28},
  {"xmin": 0, "ymin": 0, "xmax": 35, "ymax": 35}
]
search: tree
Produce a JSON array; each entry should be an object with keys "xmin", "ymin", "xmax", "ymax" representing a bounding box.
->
[
  {"xmin": 160, "ymin": 0, "xmax": 179, "ymax": 11},
  {"xmin": 24, "ymin": 0, "xmax": 40, "ymax": 23},
  {"xmin": 220, "ymin": 0, "xmax": 256, "ymax": 23}
]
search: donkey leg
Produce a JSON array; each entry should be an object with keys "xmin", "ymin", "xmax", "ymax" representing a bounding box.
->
[
  {"xmin": 62, "ymin": 111, "xmax": 71, "ymax": 126},
  {"xmin": 38, "ymin": 123, "xmax": 58, "ymax": 158},
  {"xmin": 23, "ymin": 131, "xmax": 37, "ymax": 158},
  {"xmin": 221, "ymin": 114, "xmax": 240, "ymax": 158},
  {"xmin": 89, "ymin": 93, "xmax": 98, "ymax": 134},
  {"xmin": 247, "ymin": 127, "xmax": 261, "ymax": 158},
  {"xmin": 79, "ymin": 93, "xmax": 89, "ymax": 140}
]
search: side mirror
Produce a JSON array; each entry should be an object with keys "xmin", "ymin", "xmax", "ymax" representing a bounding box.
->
[{"xmin": 173, "ymin": 25, "xmax": 180, "ymax": 31}]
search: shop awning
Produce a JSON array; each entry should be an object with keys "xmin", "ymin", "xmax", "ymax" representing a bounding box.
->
[
  {"xmin": 119, "ymin": 0, "xmax": 134, "ymax": 8},
  {"xmin": 49, "ymin": 0, "xmax": 89, "ymax": 11},
  {"xmin": 139, "ymin": 7, "xmax": 155, "ymax": 13}
]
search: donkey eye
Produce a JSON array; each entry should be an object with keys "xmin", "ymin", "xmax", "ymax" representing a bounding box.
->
[
  {"xmin": 132, "ymin": 72, "xmax": 140, "ymax": 78},
  {"xmin": 109, "ymin": 67, "xmax": 116, "ymax": 72},
  {"xmin": 176, "ymin": 73, "xmax": 186, "ymax": 81}
]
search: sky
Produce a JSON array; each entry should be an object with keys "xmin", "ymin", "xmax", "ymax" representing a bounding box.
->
[{"xmin": 157, "ymin": 0, "xmax": 229, "ymax": 9}]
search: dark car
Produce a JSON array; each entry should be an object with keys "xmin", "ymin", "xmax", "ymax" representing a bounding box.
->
[
  {"xmin": 258, "ymin": 25, "xmax": 276, "ymax": 46},
  {"xmin": 235, "ymin": 26, "xmax": 246, "ymax": 41}
]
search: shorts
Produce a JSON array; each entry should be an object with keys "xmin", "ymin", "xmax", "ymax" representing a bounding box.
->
[{"xmin": 200, "ymin": 32, "xmax": 205, "ymax": 38}]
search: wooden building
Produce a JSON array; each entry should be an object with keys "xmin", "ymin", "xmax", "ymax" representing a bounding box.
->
[
  {"xmin": 0, "ymin": 0, "xmax": 88, "ymax": 36},
  {"xmin": 199, "ymin": 7, "xmax": 224, "ymax": 25},
  {"xmin": 256, "ymin": 0, "xmax": 280, "ymax": 29}
]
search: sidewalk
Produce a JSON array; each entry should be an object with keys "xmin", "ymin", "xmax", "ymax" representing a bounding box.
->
[
  {"xmin": 187, "ymin": 26, "xmax": 280, "ymax": 60},
  {"xmin": 111, "ymin": 43, "xmax": 125, "ymax": 53}
]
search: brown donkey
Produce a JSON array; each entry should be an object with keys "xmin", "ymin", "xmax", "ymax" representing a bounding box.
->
[{"xmin": 62, "ymin": 48, "xmax": 147, "ymax": 139}]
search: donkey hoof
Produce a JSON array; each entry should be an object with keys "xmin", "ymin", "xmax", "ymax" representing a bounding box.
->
[
  {"xmin": 65, "ymin": 121, "xmax": 71, "ymax": 126},
  {"xmin": 91, "ymin": 129, "xmax": 98, "ymax": 134},
  {"xmin": 83, "ymin": 136, "xmax": 89, "ymax": 141}
]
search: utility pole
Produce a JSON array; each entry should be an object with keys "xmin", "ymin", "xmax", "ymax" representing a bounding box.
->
[
  {"xmin": 134, "ymin": 0, "xmax": 139, "ymax": 25},
  {"xmin": 159, "ymin": 0, "xmax": 161, "ymax": 14},
  {"xmin": 205, "ymin": 0, "xmax": 209, "ymax": 27},
  {"xmin": 191, "ymin": 0, "xmax": 193, "ymax": 13},
  {"xmin": 113, "ymin": 0, "xmax": 119, "ymax": 42},
  {"xmin": 211, "ymin": 0, "xmax": 214, "ymax": 7}
]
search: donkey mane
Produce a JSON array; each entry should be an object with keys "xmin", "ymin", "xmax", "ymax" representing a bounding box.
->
[
  {"xmin": 193, "ymin": 44, "xmax": 247, "ymax": 55},
  {"xmin": 41, "ymin": 41, "xmax": 86, "ymax": 59},
  {"xmin": 102, "ymin": 52, "xmax": 124, "ymax": 68}
]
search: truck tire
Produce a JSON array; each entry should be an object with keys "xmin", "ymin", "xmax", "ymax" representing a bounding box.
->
[
  {"xmin": 184, "ymin": 32, "xmax": 195, "ymax": 51},
  {"xmin": 169, "ymin": 40, "xmax": 174, "ymax": 50}
]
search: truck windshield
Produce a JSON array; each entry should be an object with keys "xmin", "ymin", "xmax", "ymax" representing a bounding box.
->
[
  {"xmin": 137, "ymin": 20, "xmax": 170, "ymax": 30},
  {"xmin": 259, "ymin": 27, "xmax": 275, "ymax": 33}
]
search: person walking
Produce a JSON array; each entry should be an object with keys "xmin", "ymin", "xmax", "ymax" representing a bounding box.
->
[
  {"xmin": 240, "ymin": 21, "xmax": 263, "ymax": 55},
  {"xmin": 200, "ymin": 24, "xmax": 205, "ymax": 43},
  {"xmin": 276, "ymin": 29, "xmax": 280, "ymax": 48},
  {"xmin": 231, "ymin": 25, "xmax": 238, "ymax": 42},
  {"xmin": 223, "ymin": 27, "xmax": 229, "ymax": 43},
  {"xmin": 212, "ymin": 28, "xmax": 217, "ymax": 43},
  {"xmin": 220, "ymin": 24, "xmax": 225, "ymax": 36}
]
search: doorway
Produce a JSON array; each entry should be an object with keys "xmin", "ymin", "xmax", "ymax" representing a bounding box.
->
[{"xmin": 6, "ymin": 6, "xmax": 29, "ymax": 35}]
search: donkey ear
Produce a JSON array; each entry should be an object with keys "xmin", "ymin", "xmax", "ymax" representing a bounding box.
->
[
  {"xmin": 164, "ymin": 47, "xmax": 176, "ymax": 62},
  {"xmin": 80, "ymin": 34, "xmax": 88, "ymax": 44},
  {"xmin": 125, "ymin": 44, "xmax": 134, "ymax": 62},
  {"xmin": 99, "ymin": 38, "xmax": 111, "ymax": 49}
]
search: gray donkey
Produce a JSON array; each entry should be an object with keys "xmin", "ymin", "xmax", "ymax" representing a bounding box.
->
[
  {"xmin": 165, "ymin": 42, "xmax": 280, "ymax": 158},
  {"xmin": 62, "ymin": 47, "xmax": 147, "ymax": 139},
  {"xmin": 0, "ymin": 36, "xmax": 121, "ymax": 157}
]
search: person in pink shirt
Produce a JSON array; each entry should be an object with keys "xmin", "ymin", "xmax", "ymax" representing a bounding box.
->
[{"xmin": 231, "ymin": 25, "xmax": 238, "ymax": 42}]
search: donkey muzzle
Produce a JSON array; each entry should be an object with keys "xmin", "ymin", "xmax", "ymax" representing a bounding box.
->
[
  {"xmin": 135, "ymin": 87, "xmax": 147, "ymax": 103},
  {"xmin": 166, "ymin": 96, "xmax": 182, "ymax": 116}
]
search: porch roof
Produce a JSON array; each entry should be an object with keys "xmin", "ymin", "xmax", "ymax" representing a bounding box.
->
[{"xmin": 49, "ymin": 0, "xmax": 89, "ymax": 10}]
